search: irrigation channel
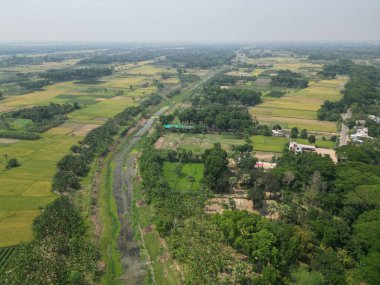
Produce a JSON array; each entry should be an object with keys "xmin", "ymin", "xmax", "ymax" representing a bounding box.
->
[
  {"xmin": 112, "ymin": 106, "xmax": 168, "ymax": 284},
  {"xmin": 108, "ymin": 68, "xmax": 222, "ymax": 284}
]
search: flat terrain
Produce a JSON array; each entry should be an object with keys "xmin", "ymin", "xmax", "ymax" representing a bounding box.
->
[
  {"xmin": 0, "ymin": 62, "xmax": 178, "ymax": 246},
  {"xmin": 155, "ymin": 133, "xmax": 335, "ymax": 156},
  {"xmin": 163, "ymin": 162, "xmax": 204, "ymax": 191},
  {"xmin": 250, "ymin": 76, "xmax": 347, "ymax": 133}
]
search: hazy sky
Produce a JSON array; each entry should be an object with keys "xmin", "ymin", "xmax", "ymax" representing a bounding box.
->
[{"xmin": 0, "ymin": 0, "xmax": 379, "ymax": 43}]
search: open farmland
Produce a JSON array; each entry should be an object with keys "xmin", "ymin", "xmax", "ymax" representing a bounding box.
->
[
  {"xmin": 0, "ymin": 62, "xmax": 179, "ymax": 247},
  {"xmin": 155, "ymin": 133, "xmax": 335, "ymax": 156},
  {"xmin": 250, "ymin": 74, "xmax": 347, "ymax": 133},
  {"xmin": 0, "ymin": 133, "xmax": 77, "ymax": 246}
]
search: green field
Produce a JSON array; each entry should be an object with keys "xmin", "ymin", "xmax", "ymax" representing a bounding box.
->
[
  {"xmin": 0, "ymin": 246, "xmax": 15, "ymax": 272},
  {"xmin": 156, "ymin": 133, "xmax": 335, "ymax": 156},
  {"xmin": 0, "ymin": 62, "xmax": 180, "ymax": 247},
  {"xmin": 163, "ymin": 162, "xmax": 204, "ymax": 191},
  {"xmin": 156, "ymin": 133, "xmax": 246, "ymax": 153},
  {"xmin": 251, "ymin": 135, "xmax": 335, "ymax": 153},
  {"xmin": 246, "ymin": 58, "xmax": 347, "ymax": 134},
  {"xmin": 0, "ymin": 133, "xmax": 77, "ymax": 246}
]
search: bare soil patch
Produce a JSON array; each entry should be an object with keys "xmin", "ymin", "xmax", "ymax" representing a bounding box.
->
[
  {"xmin": 72, "ymin": 124, "xmax": 101, "ymax": 136},
  {"xmin": 0, "ymin": 138, "xmax": 19, "ymax": 144},
  {"xmin": 316, "ymin": 148, "xmax": 337, "ymax": 163}
]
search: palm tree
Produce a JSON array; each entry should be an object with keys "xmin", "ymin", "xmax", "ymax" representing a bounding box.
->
[{"xmin": 267, "ymin": 202, "xmax": 278, "ymax": 220}]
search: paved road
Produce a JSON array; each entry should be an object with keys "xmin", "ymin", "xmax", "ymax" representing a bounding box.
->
[{"xmin": 340, "ymin": 109, "xmax": 352, "ymax": 146}]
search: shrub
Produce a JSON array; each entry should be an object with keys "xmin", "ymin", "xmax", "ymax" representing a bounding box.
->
[{"xmin": 6, "ymin": 158, "xmax": 20, "ymax": 169}]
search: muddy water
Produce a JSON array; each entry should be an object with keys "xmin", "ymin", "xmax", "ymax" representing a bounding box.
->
[{"xmin": 112, "ymin": 107, "xmax": 168, "ymax": 284}]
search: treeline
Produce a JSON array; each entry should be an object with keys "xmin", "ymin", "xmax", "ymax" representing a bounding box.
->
[
  {"xmin": 0, "ymin": 130, "xmax": 41, "ymax": 140},
  {"xmin": 52, "ymin": 94, "xmax": 161, "ymax": 192},
  {"xmin": 0, "ymin": 197, "xmax": 98, "ymax": 284},
  {"xmin": 2, "ymin": 93, "xmax": 163, "ymax": 284},
  {"xmin": 177, "ymin": 104, "xmax": 255, "ymax": 133},
  {"xmin": 192, "ymin": 86, "xmax": 261, "ymax": 106},
  {"xmin": 0, "ymin": 54, "xmax": 78, "ymax": 67},
  {"xmin": 318, "ymin": 60, "xmax": 380, "ymax": 121},
  {"xmin": 40, "ymin": 67, "xmax": 113, "ymax": 82},
  {"xmin": 271, "ymin": 70, "xmax": 309, "ymax": 89},
  {"xmin": 208, "ymin": 73, "xmax": 257, "ymax": 86},
  {"xmin": 77, "ymin": 50, "xmax": 161, "ymax": 65},
  {"xmin": 8, "ymin": 102, "xmax": 80, "ymax": 133},
  {"xmin": 166, "ymin": 47, "xmax": 235, "ymax": 68}
]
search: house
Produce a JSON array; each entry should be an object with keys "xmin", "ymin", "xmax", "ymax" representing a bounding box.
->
[
  {"xmin": 255, "ymin": 161, "xmax": 277, "ymax": 169},
  {"xmin": 289, "ymin": 142, "xmax": 316, "ymax": 153},
  {"xmin": 355, "ymin": 120, "xmax": 366, "ymax": 126},
  {"xmin": 272, "ymin": 129, "xmax": 285, "ymax": 137},
  {"xmin": 350, "ymin": 126, "xmax": 373, "ymax": 141},
  {"xmin": 368, "ymin": 115, "xmax": 380, "ymax": 124}
]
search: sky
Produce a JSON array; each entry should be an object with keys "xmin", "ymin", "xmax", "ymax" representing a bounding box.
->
[{"xmin": 0, "ymin": 0, "xmax": 379, "ymax": 43}]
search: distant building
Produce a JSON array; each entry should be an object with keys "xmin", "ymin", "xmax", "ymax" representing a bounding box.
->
[
  {"xmin": 220, "ymin": 86, "xmax": 230, "ymax": 90},
  {"xmin": 255, "ymin": 161, "xmax": 277, "ymax": 169},
  {"xmin": 368, "ymin": 115, "xmax": 380, "ymax": 124},
  {"xmin": 289, "ymin": 142, "xmax": 316, "ymax": 153},
  {"xmin": 272, "ymin": 129, "xmax": 285, "ymax": 137},
  {"xmin": 163, "ymin": 124, "xmax": 194, "ymax": 130},
  {"xmin": 350, "ymin": 126, "xmax": 372, "ymax": 142},
  {"xmin": 355, "ymin": 120, "xmax": 366, "ymax": 126}
]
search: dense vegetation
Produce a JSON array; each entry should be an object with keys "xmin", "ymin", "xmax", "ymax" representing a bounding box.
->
[
  {"xmin": 0, "ymin": 130, "xmax": 41, "ymax": 140},
  {"xmin": 141, "ymin": 131, "xmax": 380, "ymax": 284},
  {"xmin": 52, "ymin": 95, "xmax": 160, "ymax": 192},
  {"xmin": 318, "ymin": 60, "xmax": 380, "ymax": 121},
  {"xmin": 166, "ymin": 47, "xmax": 235, "ymax": 68},
  {"xmin": 8, "ymin": 102, "xmax": 80, "ymax": 132},
  {"xmin": 177, "ymin": 104, "xmax": 255, "ymax": 133},
  {"xmin": 271, "ymin": 70, "xmax": 309, "ymax": 89},
  {"xmin": 40, "ymin": 67, "xmax": 113, "ymax": 82},
  {"xmin": 0, "ymin": 197, "xmax": 98, "ymax": 284}
]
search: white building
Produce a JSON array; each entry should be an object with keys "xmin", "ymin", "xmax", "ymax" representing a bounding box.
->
[
  {"xmin": 289, "ymin": 142, "xmax": 316, "ymax": 153},
  {"xmin": 368, "ymin": 115, "xmax": 380, "ymax": 124},
  {"xmin": 272, "ymin": 129, "xmax": 285, "ymax": 137}
]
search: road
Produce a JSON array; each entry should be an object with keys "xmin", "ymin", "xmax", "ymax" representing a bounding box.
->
[{"xmin": 339, "ymin": 109, "xmax": 352, "ymax": 146}]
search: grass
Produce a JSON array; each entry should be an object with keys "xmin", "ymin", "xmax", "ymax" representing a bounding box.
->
[
  {"xmin": 162, "ymin": 162, "xmax": 204, "ymax": 191},
  {"xmin": 243, "ymin": 58, "xmax": 346, "ymax": 134},
  {"xmin": 0, "ymin": 65, "xmax": 162, "ymax": 247},
  {"xmin": 0, "ymin": 132, "xmax": 76, "ymax": 246},
  {"xmin": 256, "ymin": 115, "xmax": 338, "ymax": 133},
  {"xmin": 99, "ymin": 159, "xmax": 123, "ymax": 285},
  {"xmin": 251, "ymin": 135, "xmax": 335, "ymax": 153},
  {"xmin": 133, "ymin": 174, "xmax": 181, "ymax": 285},
  {"xmin": 156, "ymin": 133, "xmax": 246, "ymax": 153}
]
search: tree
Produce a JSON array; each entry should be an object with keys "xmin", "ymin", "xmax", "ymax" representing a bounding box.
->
[
  {"xmin": 308, "ymin": 135, "xmax": 316, "ymax": 144},
  {"xmin": 6, "ymin": 158, "xmax": 20, "ymax": 169},
  {"xmin": 1, "ymin": 197, "xmax": 97, "ymax": 285},
  {"xmin": 272, "ymin": 124, "xmax": 282, "ymax": 130},
  {"xmin": 203, "ymin": 143, "xmax": 229, "ymax": 193},
  {"xmin": 291, "ymin": 268, "xmax": 325, "ymax": 285},
  {"xmin": 291, "ymin": 127, "xmax": 299, "ymax": 138},
  {"xmin": 300, "ymin": 129, "xmax": 308, "ymax": 139}
]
